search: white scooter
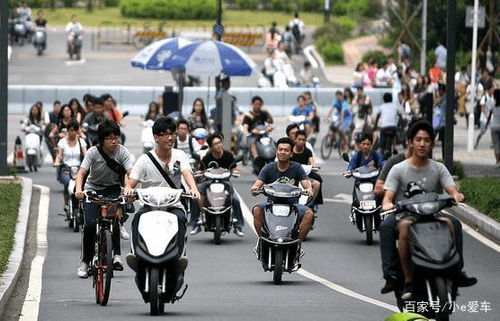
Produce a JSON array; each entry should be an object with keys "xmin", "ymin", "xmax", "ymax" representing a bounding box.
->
[
  {"xmin": 130, "ymin": 186, "xmax": 192, "ymax": 315},
  {"xmin": 141, "ymin": 119, "xmax": 155, "ymax": 154},
  {"xmin": 23, "ymin": 124, "xmax": 43, "ymax": 172}
]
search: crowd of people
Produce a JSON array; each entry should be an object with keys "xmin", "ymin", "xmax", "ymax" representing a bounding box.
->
[{"xmin": 350, "ymin": 41, "xmax": 499, "ymax": 165}]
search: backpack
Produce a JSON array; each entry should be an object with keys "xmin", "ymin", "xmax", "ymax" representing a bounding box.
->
[
  {"xmin": 174, "ymin": 136, "xmax": 195, "ymax": 155},
  {"xmin": 355, "ymin": 150, "xmax": 380, "ymax": 169},
  {"xmin": 291, "ymin": 22, "xmax": 301, "ymax": 39},
  {"xmin": 402, "ymin": 45, "xmax": 411, "ymax": 60}
]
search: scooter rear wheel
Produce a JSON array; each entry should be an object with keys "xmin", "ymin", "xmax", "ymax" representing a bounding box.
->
[{"xmin": 273, "ymin": 248, "xmax": 284, "ymax": 285}]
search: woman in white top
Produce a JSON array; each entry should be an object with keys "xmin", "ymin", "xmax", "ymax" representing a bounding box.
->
[{"xmin": 54, "ymin": 118, "xmax": 87, "ymax": 195}]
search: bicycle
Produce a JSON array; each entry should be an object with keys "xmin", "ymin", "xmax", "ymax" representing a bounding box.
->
[
  {"xmin": 84, "ymin": 191, "xmax": 125, "ymax": 306},
  {"xmin": 320, "ymin": 122, "xmax": 350, "ymax": 160}
]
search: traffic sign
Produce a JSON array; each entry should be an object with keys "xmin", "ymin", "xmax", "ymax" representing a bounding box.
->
[
  {"xmin": 466, "ymin": 6, "xmax": 485, "ymax": 28},
  {"xmin": 213, "ymin": 23, "xmax": 225, "ymax": 37}
]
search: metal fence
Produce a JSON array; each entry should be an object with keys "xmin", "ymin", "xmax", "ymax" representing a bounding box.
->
[{"xmin": 8, "ymin": 85, "xmax": 392, "ymax": 116}]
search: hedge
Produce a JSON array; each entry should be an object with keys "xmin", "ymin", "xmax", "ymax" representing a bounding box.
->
[
  {"xmin": 313, "ymin": 18, "xmax": 356, "ymax": 65},
  {"xmin": 0, "ymin": 183, "xmax": 22, "ymax": 274},
  {"xmin": 460, "ymin": 177, "xmax": 500, "ymax": 222},
  {"xmin": 120, "ymin": 0, "xmax": 217, "ymax": 20}
]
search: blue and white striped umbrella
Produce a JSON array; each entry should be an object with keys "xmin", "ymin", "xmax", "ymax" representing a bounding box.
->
[
  {"xmin": 163, "ymin": 40, "xmax": 256, "ymax": 77},
  {"xmin": 131, "ymin": 37, "xmax": 191, "ymax": 70}
]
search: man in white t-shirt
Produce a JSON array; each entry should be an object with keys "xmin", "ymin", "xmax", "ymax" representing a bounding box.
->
[
  {"xmin": 374, "ymin": 93, "xmax": 402, "ymax": 154},
  {"xmin": 124, "ymin": 116, "xmax": 200, "ymax": 291},
  {"xmin": 375, "ymin": 61, "xmax": 392, "ymax": 88}
]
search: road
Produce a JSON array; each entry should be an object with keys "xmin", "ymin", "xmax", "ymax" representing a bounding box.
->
[{"xmin": 2, "ymin": 116, "xmax": 499, "ymax": 321}]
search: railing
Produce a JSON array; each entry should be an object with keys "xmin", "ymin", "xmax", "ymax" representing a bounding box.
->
[{"xmin": 8, "ymin": 85, "xmax": 392, "ymax": 116}]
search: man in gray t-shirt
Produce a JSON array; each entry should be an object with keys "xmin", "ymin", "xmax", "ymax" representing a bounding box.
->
[{"xmin": 381, "ymin": 120, "xmax": 469, "ymax": 300}]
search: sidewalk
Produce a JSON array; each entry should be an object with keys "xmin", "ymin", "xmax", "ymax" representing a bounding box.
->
[{"xmin": 321, "ymin": 35, "xmax": 386, "ymax": 87}]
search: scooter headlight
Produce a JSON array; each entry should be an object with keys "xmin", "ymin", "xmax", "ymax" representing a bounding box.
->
[
  {"xmin": 260, "ymin": 137, "xmax": 271, "ymax": 145},
  {"xmin": 209, "ymin": 183, "xmax": 225, "ymax": 193},
  {"xmin": 272, "ymin": 205, "xmax": 291, "ymax": 217}
]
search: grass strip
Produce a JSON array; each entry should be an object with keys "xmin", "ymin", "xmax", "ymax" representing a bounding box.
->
[
  {"xmin": 460, "ymin": 177, "xmax": 500, "ymax": 223},
  {"xmin": 0, "ymin": 182, "xmax": 23, "ymax": 275}
]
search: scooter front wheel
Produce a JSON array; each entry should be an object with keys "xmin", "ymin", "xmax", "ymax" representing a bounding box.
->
[
  {"xmin": 364, "ymin": 215, "xmax": 373, "ymax": 245},
  {"xmin": 149, "ymin": 267, "xmax": 164, "ymax": 315},
  {"xmin": 434, "ymin": 277, "xmax": 450, "ymax": 321},
  {"xmin": 273, "ymin": 248, "xmax": 284, "ymax": 285},
  {"xmin": 214, "ymin": 215, "xmax": 222, "ymax": 245}
]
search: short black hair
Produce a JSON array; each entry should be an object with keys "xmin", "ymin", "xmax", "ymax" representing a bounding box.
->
[
  {"xmin": 286, "ymin": 123, "xmax": 299, "ymax": 136},
  {"xmin": 207, "ymin": 133, "xmax": 224, "ymax": 147},
  {"xmin": 295, "ymin": 129, "xmax": 307, "ymax": 139},
  {"xmin": 335, "ymin": 90, "xmax": 343, "ymax": 96},
  {"xmin": 251, "ymin": 95, "xmax": 263, "ymax": 104},
  {"xmin": 100, "ymin": 93, "xmax": 112, "ymax": 102},
  {"xmin": 97, "ymin": 120, "xmax": 121, "ymax": 144},
  {"xmin": 407, "ymin": 119, "xmax": 435, "ymax": 141},
  {"xmin": 356, "ymin": 132, "xmax": 373, "ymax": 143},
  {"xmin": 152, "ymin": 116, "xmax": 176, "ymax": 135},
  {"xmin": 93, "ymin": 97, "xmax": 104, "ymax": 106},
  {"xmin": 276, "ymin": 137, "xmax": 294, "ymax": 150},
  {"xmin": 383, "ymin": 93, "xmax": 393, "ymax": 103},
  {"xmin": 177, "ymin": 119, "xmax": 190, "ymax": 130},
  {"xmin": 67, "ymin": 118, "xmax": 80, "ymax": 131},
  {"xmin": 53, "ymin": 100, "xmax": 61, "ymax": 106}
]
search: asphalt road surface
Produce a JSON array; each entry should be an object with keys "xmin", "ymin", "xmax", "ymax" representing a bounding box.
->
[{"xmin": 3, "ymin": 116, "xmax": 499, "ymax": 321}]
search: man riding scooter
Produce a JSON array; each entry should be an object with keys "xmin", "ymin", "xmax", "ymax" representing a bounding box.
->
[
  {"xmin": 82, "ymin": 97, "xmax": 108, "ymax": 146},
  {"xmin": 242, "ymin": 96, "xmax": 273, "ymax": 164},
  {"xmin": 190, "ymin": 133, "xmax": 245, "ymax": 237},
  {"xmin": 379, "ymin": 120, "xmax": 477, "ymax": 298}
]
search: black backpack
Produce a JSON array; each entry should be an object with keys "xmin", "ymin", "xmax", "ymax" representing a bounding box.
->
[
  {"xmin": 174, "ymin": 136, "xmax": 195, "ymax": 155},
  {"xmin": 291, "ymin": 23, "xmax": 301, "ymax": 39}
]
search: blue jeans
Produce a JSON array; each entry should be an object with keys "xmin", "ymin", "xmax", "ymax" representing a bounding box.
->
[
  {"xmin": 379, "ymin": 213, "xmax": 464, "ymax": 280},
  {"xmin": 58, "ymin": 165, "xmax": 71, "ymax": 195}
]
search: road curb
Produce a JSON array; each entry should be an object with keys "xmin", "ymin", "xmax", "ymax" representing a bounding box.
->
[
  {"xmin": 447, "ymin": 203, "xmax": 500, "ymax": 244},
  {"xmin": 0, "ymin": 177, "xmax": 33, "ymax": 318}
]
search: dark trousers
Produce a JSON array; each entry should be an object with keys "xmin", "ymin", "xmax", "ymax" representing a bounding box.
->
[
  {"xmin": 81, "ymin": 186, "xmax": 123, "ymax": 263},
  {"xmin": 379, "ymin": 213, "xmax": 464, "ymax": 280}
]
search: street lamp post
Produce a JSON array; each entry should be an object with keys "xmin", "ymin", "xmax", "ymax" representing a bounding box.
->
[
  {"xmin": 444, "ymin": 0, "xmax": 457, "ymax": 173},
  {"xmin": 0, "ymin": 0, "xmax": 9, "ymax": 175},
  {"xmin": 324, "ymin": 0, "xmax": 330, "ymax": 23}
]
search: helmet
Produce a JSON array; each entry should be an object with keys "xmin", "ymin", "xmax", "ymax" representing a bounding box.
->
[{"xmin": 192, "ymin": 128, "xmax": 208, "ymax": 145}]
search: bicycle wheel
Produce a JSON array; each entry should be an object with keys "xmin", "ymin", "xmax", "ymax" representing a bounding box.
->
[
  {"xmin": 320, "ymin": 133, "xmax": 333, "ymax": 160},
  {"xmin": 94, "ymin": 229, "xmax": 113, "ymax": 306}
]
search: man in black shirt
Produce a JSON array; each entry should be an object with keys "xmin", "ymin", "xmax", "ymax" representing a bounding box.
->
[
  {"xmin": 290, "ymin": 130, "xmax": 321, "ymax": 207},
  {"xmin": 34, "ymin": 10, "xmax": 47, "ymax": 27},
  {"xmin": 242, "ymin": 96, "xmax": 273, "ymax": 159},
  {"xmin": 190, "ymin": 133, "xmax": 245, "ymax": 237}
]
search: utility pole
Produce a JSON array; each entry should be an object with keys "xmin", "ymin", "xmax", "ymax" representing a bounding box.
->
[
  {"xmin": 0, "ymin": 0, "xmax": 9, "ymax": 175},
  {"xmin": 419, "ymin": 0, "xmax": 427, "ymax": 75},
  {"xmin": 324, "ymin": 0, "xmax": 330, "ymax": 23},
  {"xmin": 444, "ymin": 0, "xmax": 457, "ymax": 173},
  {"xmin": 468, "ymin": 0, "xmax": 479, "ymax": 152}
]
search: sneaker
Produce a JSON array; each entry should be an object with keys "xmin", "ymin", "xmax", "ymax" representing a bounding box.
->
[
  {"xmin": 178, "ymin": 256, "xmax": 188, "ymax": 273},
  {"xmin": 119, "ymin": 224, "xmax": 130, "ymax": 240},
  {"xmin": 126, "ymin": 253, "xmax": 138, "ymax": 272},
  {"xmin": 77, "ymin": 261, "xmax": 89, "ymax": 278},
  {"xmin": 189, "ymin": 225, "xmax": 202, "ymax": 236},
  {"xmin": 456, "ymin": 270, "xmax": 478, "ymax": 287},
  {"xmin": 380, "ymin": 276, "xmax": 398, "ymax": 294},
  {"xmin": 113, "ymin": 255, "xmax": 124, "ymax": 271},
  {"xmin": 401, "ymin": 282, "xmax": 412, "ymax": 300},
  {"xmin": 234, "ymin": 227, "xmax": 244, "ymax": 237}
]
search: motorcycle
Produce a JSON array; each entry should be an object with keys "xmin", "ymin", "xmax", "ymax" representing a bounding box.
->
[
  {"xmin": 253, "ymin": 180, "xmax": 308, "ymax": 284},
  {"xmin": 22, "ymin": 123, "xmax": 43, "ymax": 172},
  {"xmin": 33, "ymin": 27, "xmax": 46, "ymax": 56},
  {"xmin": 141, "ymin": 119, "xmax": 155, "ymax": 154},
  {"xmin": 197, "ymin": 156, "xmax": 242, "ymax": 244},
  {"xmin": 251, "ymin": 124, "xmax": 276, "ymax": 176},
  {"xmin": 13, "ymin": 18, "xmax": 27, "ymax": 45},
  {"xmin": 61, "ymin": 165, "xmax": 83, "ymax": 232},
  {"xmin": 382, "ymin": 187, "xmax": 460, "ymax": 321},
  {"xmin": 130, "ymin": 186, "xmax": 192, "ymax": 315},
  {"xmin": 341, "ymin": 153, "xmax": 382, "ymax": 245},
  {"xmin": 68, "ymin": 30, "xmax": 83, "ymax": 60}
]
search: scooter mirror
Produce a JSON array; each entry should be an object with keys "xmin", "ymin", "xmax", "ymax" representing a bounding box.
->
[
  {"xmin": 122, "ymin": 111, "xmax": 129, "ymax": 118},
  {"xmin": 200, "ymin": 145, "xmax": 209, "ymax": 150},
  {"xmin": 342, "ymin": 152, "xmax": 350, "ymax": 163},
  {"xmin": 191, "ymin": 153, "xmax": 201, "ymax": 161}
]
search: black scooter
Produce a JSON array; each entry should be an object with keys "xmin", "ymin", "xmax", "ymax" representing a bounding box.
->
[
  {"xmin": 250, "ymin": 124, "xmax": 275, "ymax": 176},
  {"xmin": 253, "ymin": 180, "xmax": 307, "ymax": 284},
  {"xmin": 382, "ymin": 187, "xmax": 460, "ymax": 321},
  {"xmin": 342, "ymin": 153, "xmax": 382, "ymax": 245}
]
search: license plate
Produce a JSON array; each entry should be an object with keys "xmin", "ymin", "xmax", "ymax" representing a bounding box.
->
[{"xmin": 360, "ymin": 200, "xmax": 376, "ymax": 209}]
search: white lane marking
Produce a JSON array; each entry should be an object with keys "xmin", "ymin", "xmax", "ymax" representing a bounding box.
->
[
  {"xmin": 65, "ymin": 58, "xmax": 86, "ymax": 66},
  {"xmin": 19, "ymin": 185, "xmax": 50, "ymax": 321},
  {"xmin": 443, "ymin": 209, "xmax": 500, "ymax": 253},
  {"xmin": 236, "ymin": 191, "xmax": 398, "ymax": 312},
  {"xmin": 324, "ymin": 193, "xmax": 353, "ymax": 204}
]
